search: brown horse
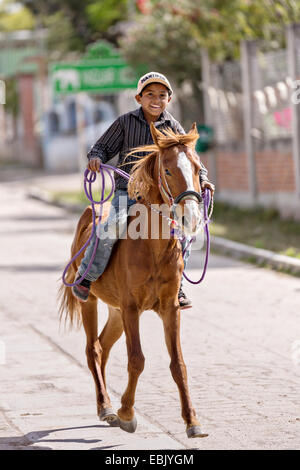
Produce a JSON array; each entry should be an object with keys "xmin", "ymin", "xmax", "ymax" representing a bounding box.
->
[{"xmin": 59, "ymin": 122, "xmax": 208, "ymax": 438}]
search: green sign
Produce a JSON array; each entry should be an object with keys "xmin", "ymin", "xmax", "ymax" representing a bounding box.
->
[
  {"xmin": 51, "ymin": 61, "xmax": 139, "ymax": 95},
  {"xmin": 51, "ymin": 41, "xmax": 143, "ymax": 95}
]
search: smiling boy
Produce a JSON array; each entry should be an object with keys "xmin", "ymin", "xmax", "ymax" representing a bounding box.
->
[{"xmin": 72, "ymin": 72, "xmax": 214, "ymax": 307}]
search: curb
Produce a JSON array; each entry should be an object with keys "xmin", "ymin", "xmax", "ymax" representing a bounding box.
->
[
  {"xmin": 28, "ymin": 187, "xmax": 85, "ymax": 213},
  {"xmin": 27, "ymin": 186, "xmax": 300, "ymax": 276},
  {"xmin": 211, "ymin": 235, "xmax": 300, "ymax": 275}
]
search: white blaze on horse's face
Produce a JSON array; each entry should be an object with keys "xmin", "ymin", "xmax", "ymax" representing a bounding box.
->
[{"xmin": 176, "ymin": 151, "xmax": 202, "ymax": 236}]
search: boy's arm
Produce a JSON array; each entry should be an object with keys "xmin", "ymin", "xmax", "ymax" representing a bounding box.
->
[{"xmin": 87, "ymin": 117, "xmax": 124, "ymax": 171}]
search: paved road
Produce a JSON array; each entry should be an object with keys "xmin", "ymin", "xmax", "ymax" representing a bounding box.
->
[{"xmin": 0, "ymin": 170, "xmax": 300, "ymax": 450}]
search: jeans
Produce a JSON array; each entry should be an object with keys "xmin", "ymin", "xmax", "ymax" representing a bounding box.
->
[{"xmin": 78, "ymin": 189, "xmax": 192, "ymax": 282}]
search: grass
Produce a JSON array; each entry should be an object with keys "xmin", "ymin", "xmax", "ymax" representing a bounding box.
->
[
  {"xmin": 51, "ymin": 188, "xmax": 113, "ymax": 206},
  {"xmin": 210, "ymin": 201, "xmax": 300, "ymax": 258}
]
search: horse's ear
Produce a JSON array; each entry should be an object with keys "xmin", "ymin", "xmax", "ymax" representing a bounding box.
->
[
  {"xmin": 150, "ymin": 122, "xmax": 160, "ymax": 147},
  {"xmin": 190, "ymin": 122, "xmax": 197, "ymax": 133}
]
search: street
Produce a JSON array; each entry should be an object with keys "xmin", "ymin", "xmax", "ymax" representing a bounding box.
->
[{"xmin": 0, "ymin": 170, "xmax": 300, "ymax": 450}]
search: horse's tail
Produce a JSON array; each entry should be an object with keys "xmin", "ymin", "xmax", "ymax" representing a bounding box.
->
[
  {"xmin": 58, "ymin": 261, "xmax": 82, "ymax": 330},
  {"xmin": 58, "ymin": 206, "xmax": 94, "ymax": 330}
]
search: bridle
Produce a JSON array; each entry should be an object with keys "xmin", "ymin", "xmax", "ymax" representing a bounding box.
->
[{"xmin": 155, "ymin": 150, "xmax": 213, "ymax": 284}]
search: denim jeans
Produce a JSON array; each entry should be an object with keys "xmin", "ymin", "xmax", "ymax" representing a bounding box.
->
[{"xmin": 78, "ymin": 189, "xmax": 192, "ymax": 282}]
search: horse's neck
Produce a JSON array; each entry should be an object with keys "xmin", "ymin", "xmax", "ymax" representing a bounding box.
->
[
  {"xmin": 144, "ymin": 204, "xmax": 178, "ymax": 253},
  {"xmin": 136, "ymin": 185, "xmax": 178, "ymax": 254}
]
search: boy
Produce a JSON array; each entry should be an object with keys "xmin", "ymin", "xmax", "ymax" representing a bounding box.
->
[{"xmin": 72, "ymin": 71, "xmax": 214, "ymax": 308}]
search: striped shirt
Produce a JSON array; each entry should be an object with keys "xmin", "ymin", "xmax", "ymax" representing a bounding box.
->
[{"xmin": 87, "ymin": 107, "xmax": 208, "ymax": 190}]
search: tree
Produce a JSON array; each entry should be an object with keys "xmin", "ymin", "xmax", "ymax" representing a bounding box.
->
[
  {"xmin": 18, "ymin": 0, "xmax": 129, "ymax": 53},
  {"xmin": 146, "ymin": 0, "xmax": 300, "ymax": 61},
  {"xmin": 0, "ymin": 0, "xmax": 34, "ymax": 31},
  {"xmin": 122, "ymin": 0, "xmax": 300, "ymax": 66},
  {"xmin": 121, "ymin": 0, "xmax": 300, "ymax": 125},
  {"xmin": 120, "ymin": 2, "xmax": 205, "ymax": 124}
]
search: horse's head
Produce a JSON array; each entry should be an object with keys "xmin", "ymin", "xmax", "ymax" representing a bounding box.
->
[
  {"xmin": 127, "ymin": 122, "xmax": 204, "ymax": 237},
  {"xmin": 150, "ymin": 122, "xmax": 203, "ymax": 236}
]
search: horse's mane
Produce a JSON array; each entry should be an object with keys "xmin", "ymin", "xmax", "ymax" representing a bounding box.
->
[{"xmin": 127, "ymin": 126, "xmax": 199, "ymax": 202}]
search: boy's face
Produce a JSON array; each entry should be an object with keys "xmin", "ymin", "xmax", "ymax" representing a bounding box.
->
[{"xmin": 135, "ymin": 83, "xmax": 171, "ymax": 121}]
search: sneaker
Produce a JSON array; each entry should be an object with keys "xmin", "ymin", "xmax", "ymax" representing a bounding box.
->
[
  {"xmin": 72, "ymin": 273, "xmax": 91, "ymax": 302},
  {"xmin": 178, "ymin": 287, "xmax": 192, "ymax": 310}
]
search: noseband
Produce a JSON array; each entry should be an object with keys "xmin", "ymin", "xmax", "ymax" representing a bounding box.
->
[{"xmin": 173, "ymin": 190, "xmax": 203, "ymax": 205}]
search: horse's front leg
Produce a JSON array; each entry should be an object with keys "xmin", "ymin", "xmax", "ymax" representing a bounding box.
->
[
  {"xmin": 161, "ymin": 301, "xmax": 208, "ymax": 438},
  {"xmin": 117, "ymin": 306, "xmax": 145, "ymax": 433}
]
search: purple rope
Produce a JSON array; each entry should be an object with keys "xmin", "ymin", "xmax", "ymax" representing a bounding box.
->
[
  {"xmin": 62, "ymin": 165, "xmax": 129, "ymax": 287},
  {"xmin": 182, "ymin": 188, "xmax": 211, "ymax": 284}
]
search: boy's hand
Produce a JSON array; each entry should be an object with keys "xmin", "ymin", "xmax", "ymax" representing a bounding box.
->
[
  {"xmin": 87, "ymin": 157, "xmax": 101, "ymax": 172},
  {"xmin": 201, "ymin": 181, "xmax": 215, "ymax": 196}
]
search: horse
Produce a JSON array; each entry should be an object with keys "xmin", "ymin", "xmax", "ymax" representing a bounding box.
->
[{"xmin": 58, "ymin": 122, "xmax": 208, "ymax": 438}]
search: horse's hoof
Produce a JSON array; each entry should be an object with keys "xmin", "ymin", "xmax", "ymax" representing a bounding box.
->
[
  {"xmin": 99, "ymin": 408, "xmax": 120, "ymax": 427},
  {"xmin": 118, "ymin": 415, "xmax": 137, "ymax": 433},
  {"xmin": 186, "ymin": 425, "xmax": 208, "ymax": 438}
]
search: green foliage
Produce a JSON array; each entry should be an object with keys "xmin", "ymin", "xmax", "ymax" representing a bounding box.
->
[
  {"xmin": 51, "ymin": 188, "xmax": 113, "ymax": 207},
  {"xmin": 183, "ymin": 0, "xmax": 297, "ymax": 60},
  {"xmin": 122, "ymin": 0, "xmax": 300, "ymax": 68},
  {"xmin": 281, "ymin": 247, "xmax": 300, "ymax": 258},
  {"xmin": 120, "ymin": 0, "xmax": 300, "ymax": 126},
  {"xmin": 44, "ymin": 12, "xmax": 84, "ymax": 55},
  {"xmin": 21, "ymin": 0, "xmax": 61, "ymax": 16},
  {"xmin": 211, "ymin": 200, "xmax": 300, "ymax": 256},
  {"xmin": 86, "ymin": 0, "xmax": 128, "ymax": 35},
  {"xmin": 121, "ymin": 11, "xmax": 202, "ymax": 87},
  {"xmin": 4, "ymin": 78, "xmax": 18, "ymax": 117},
  {"xmin": 0, "ymin": 1, "xmax": 35, "ymax": 31},
  {"xmin": 120, "ymin": 6, "xmax": 206, "ymax": 125},
  {"xmin": 18, "ymin": 0, "xmax": 129, "ymax": 53}
]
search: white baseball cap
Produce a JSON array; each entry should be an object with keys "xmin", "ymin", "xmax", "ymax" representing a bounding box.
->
[{"xmin": 137, "ymin": 72, "xmax": 173, "ymax": 96}]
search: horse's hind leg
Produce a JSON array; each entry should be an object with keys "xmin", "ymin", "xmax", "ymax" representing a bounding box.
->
[
  {"xmin": 161, "ymin": 305, "xmax": 208, "ymax": 438},
  {"xmin": 81, "ymin": 296, "xmax": 118, "ymax": 425},
  {"xmin": 99, "ymin": 306, "xmax": 124, "ymax": 387},
  {"xmin": 117, "ymin": 306, "xmax": 144, "ymax": 433}
]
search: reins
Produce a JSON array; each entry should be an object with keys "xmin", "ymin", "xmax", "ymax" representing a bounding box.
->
[
  {"xmin": 62, "ymin": 163, "xmax": 213, "ymax": 288},
  {"xmin": 62, "ymin": 165, "xmax": 130, "ymax": 287},
  {"xmin": 182, "ymin": 188, "xmax": 211, "ymax": 284}
]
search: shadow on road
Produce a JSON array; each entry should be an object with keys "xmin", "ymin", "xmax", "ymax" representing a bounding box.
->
[
  {"xmin": 0, "ymin": 264, "xmax": 64, "ymax": 272},
  {"xmin": 0, "ymin": 228, "xmax": 74, "ymax": 236},
  {"xmin": 0, "ymin": 214, "xmax": 69, "ymax": 222},
  {"xmin": 0, "ymin": 424, "xmax": 123, "ymax": 450}
]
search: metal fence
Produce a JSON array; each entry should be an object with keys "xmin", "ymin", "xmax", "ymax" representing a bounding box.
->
[
  {"xmin": 208, "ymin": 60, "xmax": 243, "ymax": 145},
  {"xmin": 201, "ymin": 23, "xmax": 300, "ymax": 208},
  {"xmin": 204, "ymin": 33, "xmax": 299, "ymax": 145},
  {"xmin": 251, "ymin": 46, "xmax": 291, "ymax": 140}
]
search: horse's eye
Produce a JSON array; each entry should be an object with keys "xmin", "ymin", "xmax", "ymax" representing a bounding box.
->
[{"xmin": 165, "ymin": 169, "xmax": 171, "ymax": 176}]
